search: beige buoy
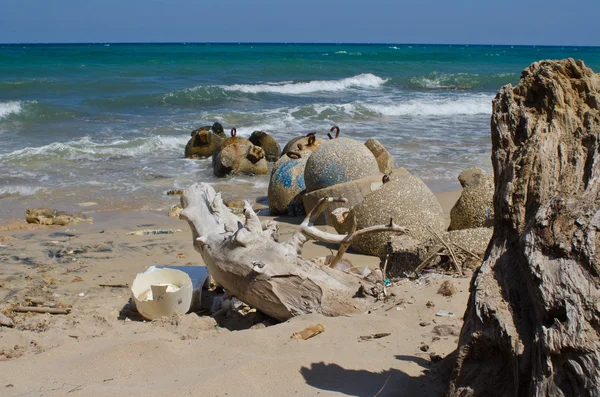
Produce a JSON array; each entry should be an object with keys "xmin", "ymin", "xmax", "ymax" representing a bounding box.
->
[{"xmin": 304, "ymin": 127, "xmax": 379, "ymax": 192}]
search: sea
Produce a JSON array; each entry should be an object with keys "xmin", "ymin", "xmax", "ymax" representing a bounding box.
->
[{"xmin": 1, "ymin": 43, "xmax": 599, "ymax": 221}]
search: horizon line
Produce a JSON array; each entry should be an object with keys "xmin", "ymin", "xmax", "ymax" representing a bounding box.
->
[{"xmin": 1, "ymin": 41, "xmax": 599, "ymax": 48}]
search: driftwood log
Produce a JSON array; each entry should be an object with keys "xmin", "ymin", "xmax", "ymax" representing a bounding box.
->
[
  {"xmin": 447, "ymin": 59, "xmax": 600, "ymax": 396},
  {"xmin": 181, "ymin": 182, "xmax": 407, "ymax": 321}
]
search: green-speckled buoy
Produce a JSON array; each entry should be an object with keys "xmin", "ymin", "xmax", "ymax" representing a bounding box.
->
[
  {"xmin": 249, "ymin": 131, "xmax": 281, "ymax": 162},
  {"xmin": 212, "ymin": 128, "xmax": 269, "ymax": 177},
  {"xmin": 304, "ymin": 127, "xmax": 379, "ymax": 192},
  {"xmin": 268, "ymin": 149, "xmax": 309, "ymax": 216}
]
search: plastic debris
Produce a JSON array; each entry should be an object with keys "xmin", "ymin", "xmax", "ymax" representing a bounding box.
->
[
  {"xmin": 435, "ymin": 310, "xmax": 455, "ymax": 317},
  {"xmin": 291, "ymin": 324, "xmax": 325, "ymax": 340},
  {"xmin": 127, "ymin": 229, "xmax": 182, "ymax": 236},
  {"xmin": 131, "ymin": 268, "xmax": 193, "ymax": 320}
]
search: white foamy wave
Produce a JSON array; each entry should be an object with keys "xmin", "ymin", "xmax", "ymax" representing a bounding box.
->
[
  {"xmin": 361, "ymin": 96, "xmax": 492, "ymax": 116},
  {"xmin": 221, "ymin": 73, "xmax": 386, "ymax": 95},
  {"xmin": 0, "ymin": 101, "xmax": 23, "ymax": 120},
  {"xmin": 1, "ymin": 135, "xmax": 189, "ymax": 162},
  {"xmin": 0, "ymin": 185, "xmax": 43, "ymax": 198}
]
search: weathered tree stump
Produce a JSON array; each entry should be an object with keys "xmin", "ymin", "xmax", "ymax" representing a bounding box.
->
[{"xmin": 447, "ymin": 59, "xmax": 600, "ymax": 396}]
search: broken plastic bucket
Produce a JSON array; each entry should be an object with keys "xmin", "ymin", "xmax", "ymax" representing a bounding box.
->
[{"xmin": 131, "ymin": 268, "xmax": 193, "ymax": 320}]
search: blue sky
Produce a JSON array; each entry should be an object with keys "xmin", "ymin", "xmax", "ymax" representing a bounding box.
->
[{"xmin": 1, "ymin": 0, "xmax": 598, "ymax": 46}]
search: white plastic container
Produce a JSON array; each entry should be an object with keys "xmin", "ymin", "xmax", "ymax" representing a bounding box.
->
[{"xmin": 131, "ymin": 268, "xmax": 193, "ymax": 320}]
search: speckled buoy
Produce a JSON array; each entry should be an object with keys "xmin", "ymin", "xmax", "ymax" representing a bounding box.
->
[
  {"xmin": 334, "ymin": 168, "xmax": 445, "ymax": 256},
  {"xmin": 185, "ymin": 127, "xmax": 224, "ymax": 159},
  {"xmin": 449, "ymin": 167, "xmax": 494, "ymax": 230},
  {"xmin": 302, "ymin": 174, "xmax": 385, "ymax": 225},
  {"xmin": 281, "ymin": 132, "xmax": 324, "ymax": 157},
  {"xmin": 249, "ymin": 131, "xmax": 281, "ymax": 162},
  {"xmin": 364, "ymin": 138, "xmax": 395, "ymax": 174},
  {"xmin": 212, "ymin": 128, "xmax": 269, "ymax": 177},
  {"xmin": 268, "ymin": 150, "xmax": 308, "ymax": 216},
  {"xmin": 304, "ymin": 136, "xmax": 379, "ymax": 192}
]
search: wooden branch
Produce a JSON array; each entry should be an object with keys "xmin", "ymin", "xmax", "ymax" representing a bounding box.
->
[
  {"xmin": 451, "ymin": 241, "xmax": 482, "ymax": 261},
  {"xmin": 301, "ymin": 196, "xmax": 347, "ymax": 227},
  {"xmin": 414, "ymin": 247, "xmax": 445, "ymax": 275},
  {"xmin": 300, "ymin": 220, "xmax": 408, "ymax": 246},
  {"xmin": 14, "ymin": 306, "xmax": 71, "ymax": 314},
  {"xmin": 426, "ymin": 226, "xmax": 463, "ymax": 276},
  {"xmin": 329, "ymin": 214, "xmax": 357, "ymax": 269}
]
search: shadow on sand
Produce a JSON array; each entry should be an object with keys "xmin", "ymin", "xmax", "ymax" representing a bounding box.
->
[{"xmin": 300, "ymin": 354, "xmax": 453, "ymax": 397}]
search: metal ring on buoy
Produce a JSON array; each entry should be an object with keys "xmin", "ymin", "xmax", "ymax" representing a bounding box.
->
[
  {"xmin": 328, "ymin": 125, "xmax": 340, "ymax": 139},
  {"xmin": 287, "ymin": 151, "xmax": 301, "ymax": 159},
  {"xmin": 307, "ymin": 132, "xmax": 316, "ymax": 146}
]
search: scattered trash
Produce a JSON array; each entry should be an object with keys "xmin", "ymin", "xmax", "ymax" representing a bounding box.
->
[
  {"xmin": 420, "ymin": 344, "xmax": 430, "ymax": 352},
  {"xmin": 430, "ymin": 353, "xmax": 443, "ymax": 362},
  {"xmin": 0, "ymin": 312, "xmax": 14, "ymax": 328},
  {"xmin": 99, "ymin": 283, "xmax": 129, "ymax": 288},
  {"xmin": 78, "ymin": 292, "xmax": 85, "ymax": 297},
  {"xmin": 127, "ymin": 229, "xmax": 182, "ymax": 236},
  {"xmin": 437, "ymin": 280, "xmax": 457, "ymax": 297},
  {"xmin": 144, "ymin": 265, "xmax": 209, "ymax": 311},
  {"xmin": 131, "ymin": 268, "xmax": 193, "ymax": 320},
  {"xmin": 358, "ymin": 332, "xmax": 391, "ymax": 342},
  {"xmin": 291, "ymin": 324, "xmax": 325, "ymax": 340},
  {"xmin": 384, "ymin": 278, "xmax": 391, "ymax": 287},
  {"xmin": 14, "ymin": 306, "xmax": 71, "ymax": 315},
  {"xmin": 435, "ymin": 310, "xmax": 455, "ymax": 317},
  {"xmin": 432, "ymin": 324, "xmax": 460, "ymax": 336},
  {"xmin": 426, "ymin": 301, "xmax": 435, "ymax": 308}
]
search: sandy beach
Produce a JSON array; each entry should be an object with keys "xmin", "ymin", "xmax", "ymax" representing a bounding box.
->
[{"xmin": 0, "ymin": 189, "xmax": 470, "ymax": 397}]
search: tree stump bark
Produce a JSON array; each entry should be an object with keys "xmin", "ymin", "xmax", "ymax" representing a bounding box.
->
[{"xmin": 447, "ymin": 59, "xmax": 600, "ymax": 396}]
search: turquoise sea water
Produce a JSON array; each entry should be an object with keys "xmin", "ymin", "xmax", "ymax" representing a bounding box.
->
[{"xmin": 1, "ymin": 43, "xmax": 599, "ymax": 220}]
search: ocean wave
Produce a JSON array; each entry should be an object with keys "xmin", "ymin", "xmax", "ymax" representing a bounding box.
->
[
  {"xmin": 287, "ymin": 96, "xmax": 492, "ymax": 119},
  {"xmin": 0, "ymin": 100, "xmax": 83, "ymax": 123},
  {"xmin": 220, "ymin": 73, "xmax": 386, "ymax": 95},
  {"xmin": 0, "ymin": 185, "xmax": 43, "ymax": 198},
  {"xmin": 405, "ymin": 72, "xmax": 518, "ymax": 90},
  {"xmin": 360, "ymin": 96, "xmax": 492, "ymax": 116},
  {"xmin": 0, "ymin": 135, "xmax": 189, "ymax": 162},
  {"xmin": 333, "ymin": 51, "xmax": 362, "ymax": 56},
  {"xmin": 0, "ymin": 101, "xmax": 24, "ymax": 120}
]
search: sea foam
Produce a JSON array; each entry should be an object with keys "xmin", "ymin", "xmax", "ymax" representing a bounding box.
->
[
  {"xmin": 221, "ymin": 73, "xmax": 386, "ymax": 95},
  {"xmin": 0, "ymin": 185, "xmax": 43, "ymax": 198},
  {"xmin": 0, "ymin": 135, "xmax": 189, "ymax": 162},
  {"xmin": 0, "ymin": 101, "xmax": 23, "ymax": 120},
  {"xmin": 361, "ymin": 96, "xmax": 492, "ymax": 116}
]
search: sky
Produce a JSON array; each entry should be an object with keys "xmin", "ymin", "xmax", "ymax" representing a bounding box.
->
[{"xmin": 1, "ymin": 0, "xmax": 598, "ymax": 46}]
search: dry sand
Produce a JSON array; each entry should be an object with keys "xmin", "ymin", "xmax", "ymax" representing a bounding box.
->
[{"xmin": 0, "ymin": 190, "xmax": 467, "ymax": 397}]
